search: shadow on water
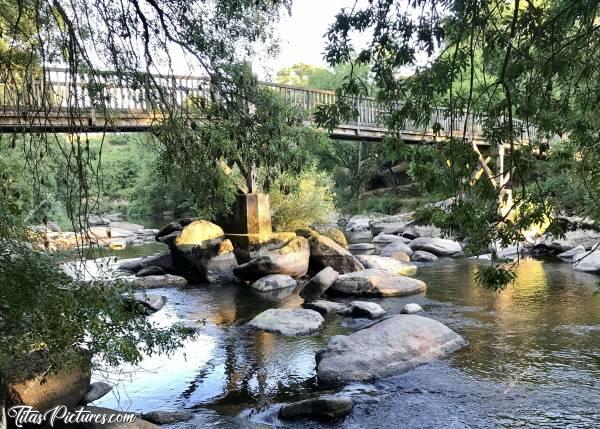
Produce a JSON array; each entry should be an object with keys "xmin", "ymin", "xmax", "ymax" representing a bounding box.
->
[{"xmin": 91, "ymin": 250, "xmax": 600, "ymax": 427}]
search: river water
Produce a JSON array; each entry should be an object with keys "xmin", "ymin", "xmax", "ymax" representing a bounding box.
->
[{"xmin": 91, "ymin": 250, "xmax": 600, "ymax": 428}]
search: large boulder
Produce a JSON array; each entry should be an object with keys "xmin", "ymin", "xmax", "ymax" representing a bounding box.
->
[
  {"xmin": 356, "ymin": 255, "xmax": 417, "ymax": 276},
  {"xmin": 8, "ymin": 368, "xmax": 90, "ymax": 411},
  {"xmin": 540, "ymin": 230, "xmax": 600, "ymax": 252},
  {"xmin": 573, "ymin": 249, "xmax": 600, "ymax": 272},
  {"xmin": 170, "ymin": 220, "xmax": 225, "ymax": 279},
  {"xmin": 330, "ymin": 269, "xmax": 426, "ymax": 297},
  {"xmin": 300, "ymin": 267, "xmax": 339, "ymax": 302},
  {"xmin": 247, "ymin": 309, "xmax": 325, "ymax": 336},
  {"xmin": 251, "ymin": 274, "xmax": 297, "ymax": 292},
  {"xmin": 278, "ymin": 395, "xmax": 353, "ymax": 421},
  {"xmin": 316, "ymin": 315, "xmax": 467, "ymax": 385},
  {"xmin": 308, "ymin": 235, "xmax": 364, "ymax": 274},
  {"xmin": 380, "ymin": 241, "xmax": 413, "ymax": 257},
  {"xmin": 233, "ymin": 237, "xmax": 310, "ymax": 281},
  {"xmin": 409, "ymin": 237, "xmax": 462, "ymax": 256}
]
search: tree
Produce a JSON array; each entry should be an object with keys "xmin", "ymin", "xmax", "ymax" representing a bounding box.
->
[
  {"xmin": 318, "ymin": 0, "xmax": 600, "ymax": 289},
  {"xmin": 156, "ymin": 64, "xmax": 330, "ymax": 218},
  {"xmin": 0, "ymin": 0, "xmax": 292, "ymax": 423},
  {"xmin": 276, "ymin": 62, "xmax": 371, "ymax": 91}
]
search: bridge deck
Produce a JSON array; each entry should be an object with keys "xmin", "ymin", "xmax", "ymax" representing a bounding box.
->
[{"xmin": 0, "ymin": 68, "xmax": 537, "ymax": 143}]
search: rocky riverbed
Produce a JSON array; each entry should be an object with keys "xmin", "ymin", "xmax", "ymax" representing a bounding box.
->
[{"xmin": 20, "ymin": 209, "xmax": 600, "ymax": 427}]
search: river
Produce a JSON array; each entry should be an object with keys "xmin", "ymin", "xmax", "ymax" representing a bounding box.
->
[{"xmin": 90, "ymin": 249, "xmax": 600, "ymax": 428}]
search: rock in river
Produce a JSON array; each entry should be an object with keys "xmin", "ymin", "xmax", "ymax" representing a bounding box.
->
[
  {"xmin": 205, "ymin": 252, "xmax": 238, "ymax": 282},
  {"xmin": 234, "ymin": 236, "xmax": 310, "ymax": 281},
  {"xmin": 573, "ymin": 249, "xmax": 600, "ymax": 272},
  {"xmin": 136, "ymin": 266, "xmax": 166, "ymax": 277},
  {"xmin": 411, "ymin": 250, "xmax": 439, "ymax": 262},
  {"xmin": 131, "ymin": 274, "xmax": 188, "ymax": 289},
  {"xmin": 341, "ymin": 301, "xmax": 386, "ymax": 319},
  {"xmin": 308, "ymin": 234, "xmax": 365, "ymax": 274},
  {"xmin": 300, "ymin": 267, "xmax": 339, "ymax": 302},
  {"xmin": 401, "ymin": 303, "xmax": 424, "ymax": 314},
  {"xmin": 278, "ymin": 395, "xmax": 354, "ymax": 421},
  {"xmin": 558, "ymin": 245, "xmax": 586, "ymax": 262},
  {"xmin": 302, "ymin": 299, "xmax": 346, "ymax": 316},
  {"xmin": 82, "ymin": 382, "xmax": 112, "ymax": 404},
  {"xmin": 248, "ymin": 308, "xmax": 324, "ymax": 336},
  {"xmin": 141, "ymin": 410, "xmax": 194, "ymax": 425},
  {"xmin": 316, "ymin": 315, "xmax": 467, "ymax": 385},
  {"xmin": 251, "ymin": 274, "xmax": 297, "ymax": 292},
  {"xmin": 330, "ymin": 269, "xmax": 426, "ymax": 297},
  {"xmin": 348, "ymin": 243, "xmax": 376, "ymax": 255},
  {"xmin": 372, "ymin": 233, "xmax": 406, "ymax": 253},
  {"xmin": 380, "ymin": 240, "xmax": 413, "ymax": 257},
  {"xmin": 126, "ymin": 293, "xmax": 167, "ymax": 313},
  {"xmin": 409, "ymin": 237, "xmax": 462, "ymax": 256},
  {"xmin": 356, "ymin": 255, "xmax": 417, "ymax": 276}
]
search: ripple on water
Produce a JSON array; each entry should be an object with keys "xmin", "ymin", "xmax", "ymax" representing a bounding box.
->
[{"xmin": 90, "ymin": 249, "xmax": 600, "ymax": 427}]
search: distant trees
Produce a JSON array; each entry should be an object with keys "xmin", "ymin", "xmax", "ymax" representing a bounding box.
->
[{"xmin": 276, "ymin": 62, "xmax": 370, "ymax": 91}]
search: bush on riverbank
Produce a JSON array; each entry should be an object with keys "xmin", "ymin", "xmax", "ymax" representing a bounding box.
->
[{"xmin": 270, "ymin": 168, "xmax": 336, "ymax": 231}]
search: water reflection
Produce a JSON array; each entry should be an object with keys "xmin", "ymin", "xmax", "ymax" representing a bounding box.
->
[{"xmin": 92, "ymin": 252, "xmax": 600, "ymax": 427}]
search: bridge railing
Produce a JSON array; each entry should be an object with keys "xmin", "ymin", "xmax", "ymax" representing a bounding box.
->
[{"xmin": 0, "ymin": 67, "xmax": 537, "ymax": 141}]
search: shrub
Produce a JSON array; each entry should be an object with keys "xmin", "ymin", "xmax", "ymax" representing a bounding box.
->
[{"xmin": 269, "ymin": 169, "xmax": 336, "ymax": 232}]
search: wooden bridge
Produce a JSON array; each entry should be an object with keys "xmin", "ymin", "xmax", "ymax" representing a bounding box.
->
[{"xmin": 0, "ymin": 67, "xmax": 537, "ymax": 144}]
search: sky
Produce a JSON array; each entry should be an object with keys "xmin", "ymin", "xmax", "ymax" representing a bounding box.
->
[{"xmin": 253, "ymin": 0, "xmax": 360, "ymax": 80}]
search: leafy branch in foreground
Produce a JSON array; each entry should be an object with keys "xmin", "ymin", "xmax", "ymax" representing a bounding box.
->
[{"xmin": 319, "ymin": 0, "xmax": 600, "ymax": 289}]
